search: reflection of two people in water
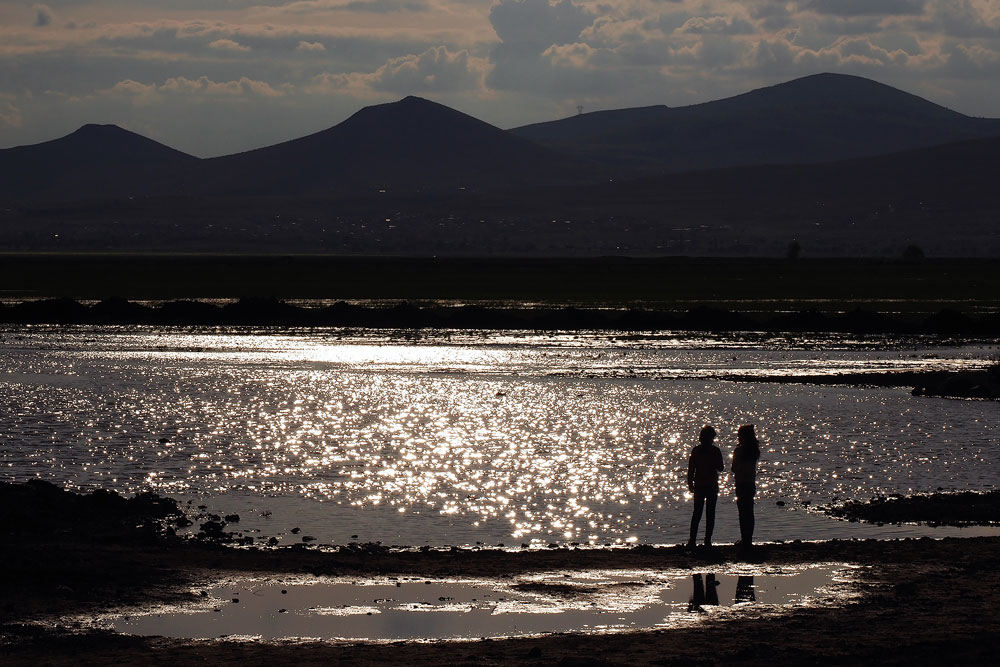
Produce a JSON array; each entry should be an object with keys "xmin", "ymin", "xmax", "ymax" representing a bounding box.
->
[{"xmin": 687, "ymin": 574, "xmax": 756, "ymax": 612}]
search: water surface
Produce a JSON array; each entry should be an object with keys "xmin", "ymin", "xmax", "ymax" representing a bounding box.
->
[{"xmin": 1, "ymin": 326, "xmax": 997, "ymax": 546}]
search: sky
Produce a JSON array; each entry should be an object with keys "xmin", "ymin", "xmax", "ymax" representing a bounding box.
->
[{"xmin": 2, "ymin": 0, "xmax": 1000, "ymax": 156}]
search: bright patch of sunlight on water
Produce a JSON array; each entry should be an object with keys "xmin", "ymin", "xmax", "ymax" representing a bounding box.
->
[{"xmin": 1, "ymin": 326, "xmax": 998, "ymax": 546}]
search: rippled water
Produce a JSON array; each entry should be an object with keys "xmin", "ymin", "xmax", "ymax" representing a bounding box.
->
[{"xmin": 1, "ymin": 326, "xmax": 997, "ymax": 546}]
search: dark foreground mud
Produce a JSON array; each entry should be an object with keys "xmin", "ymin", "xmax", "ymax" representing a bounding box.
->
[{"xmin": 2, "ymin": 481, "xmax": 999, "ymax": 665}]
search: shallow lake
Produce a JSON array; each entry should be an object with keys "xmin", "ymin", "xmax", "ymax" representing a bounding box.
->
[{"xmin": 1, "ymin": 326, "xmax": 997, "ymax": 546}]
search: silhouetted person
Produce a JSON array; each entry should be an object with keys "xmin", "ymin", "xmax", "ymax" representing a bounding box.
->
[
  {"xmin": 735, "ymin": 575, "xmax": 756, "ymax": 603},
  {"xmin": 687, "ymin": 425, "xmax": 724, "ymax": 548},
  {"xmin": 688, "ymin": 573, "xmax": 706, "ymax": 611},
  {"xmin": 688, "ymin": 573, "xmax": 720, "ymax": 612},
  {"xmin": 732, "ymin": 424, "xmax": 761, "ymax": 551}
]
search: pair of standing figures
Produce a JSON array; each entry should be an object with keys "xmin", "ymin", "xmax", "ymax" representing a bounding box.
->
[{"xmin": 686, "ymin": 424, "xmax": 760, "ymax": 549}]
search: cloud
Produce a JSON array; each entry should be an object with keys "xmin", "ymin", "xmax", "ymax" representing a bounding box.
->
[
  {"xmin": 310, "ymin": 45, "xmax": 486, "ymax": 95},
  {"xmin": 370, "ymin": 46, "xmax": 486, "ymax": 93},
  {"xmin": 0, "ymin": 101, "xmax": 22, "ymax": 128},
  {"xmin": 297, "ymin": 40, "xmax": 326, "ymax": 52},
  {"xmin": 273, "ymin": 0, "xmax": 430, "ymax": 14},
  {"xmin": 798, "ymin": 1, "xmax": 928, "ymax": 16},
  {"xmin": 33, "ymin": 4, "xmax": 54, "ymax": 28},
  {"xmin": 679, "ymin": 15, "xmax": 756, "ymax": 35},
  {"xmin": 489, "ymin": 0, "xmax": 596, "ymax": 47},
  {"xmin": 110, "ymin": 75, "xmax": 288, "ymax": 101},
  {"xmin": 6, "ymin": 0, "xmax": 1000, "ymax": 155},
  {"xmin": 208, "ymin": 38, "xmax": 251, "ymax": 52},
  {"xmin": 488, "ymin": 0, "xmax": 598, "ymax": 92}
]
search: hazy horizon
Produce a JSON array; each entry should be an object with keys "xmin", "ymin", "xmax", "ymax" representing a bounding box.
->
[{"xmin": 3, "ymin": 1, "xmax": 1000, "ymax": 157}]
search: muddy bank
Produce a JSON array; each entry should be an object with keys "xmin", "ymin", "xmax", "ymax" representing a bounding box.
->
[
  {"xmin": 3, "ymin": 481, "xmax": 1000, "ymax": 665},
  {"xmin": 730, "ymin": 367, "xmax": 1000, "ymax": 400},
  {"xmin": 827, "ymin": 490, "xmax": 1000, "ymax": 526}
]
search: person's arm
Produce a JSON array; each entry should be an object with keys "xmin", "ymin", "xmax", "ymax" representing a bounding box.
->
[
  {"xmin": 731, "ymin": 448, "xmax": 739, "ymax": 473},
  {"xmin": 687, "ymin": 451, "xmax": 696, "ymax": 491},
  {"xmin": 714, "ymin": 447, "xmax": 724, "ymax": 472}
]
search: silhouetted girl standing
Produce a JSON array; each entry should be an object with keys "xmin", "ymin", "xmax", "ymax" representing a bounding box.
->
[
  {"xmin": 732, "ymin": 424, "xmax": 761, "ymax": 550},
  {"xmin": 687, "ymin": 425, "xmax": 724, "ymax": 548}
]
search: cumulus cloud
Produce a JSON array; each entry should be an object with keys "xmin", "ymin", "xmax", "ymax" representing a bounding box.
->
[
  {"xmin": 370, "ymin": 46, "xmax": 485, "ymax": 93},
  {"xmin": 488, "ymin": 0, "xmax": 598, "ymax": 92},
  {"xmin": 208, "ymin": 38, "xmax": 250, "ymax": 52},
  {"xmin": 310, "ymin": 45, "xmax": 486, "ymax": 95},
  {"xmin": 297, "ymin": 40, "xmax": 326, "ymax": 51},
  {"xmin": 490, "ymin": 0, "xmax": 595, "ymax": 47},
  {"xmin": 799, "ymin": 0, "xmax": 928, "ymax": 17},
  {"xmin": 0, "ymin": 101, "xmax": 22, "ymax": 128},
  {"xmin": 274, "ymin": 0, "xmax": 429, "ymax": 14},
  {"xmin": 679, "ymin": 15, "xmax": 756, "ymax": 35},
  {"xmin": 110, "ymin": 76, "xmax": 288, "ymax": 102}
]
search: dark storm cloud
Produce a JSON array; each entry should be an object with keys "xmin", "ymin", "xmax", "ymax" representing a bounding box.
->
[
  {"xmin": 489, "ymin": 0, "xmax": 595, "ymax": 47},
  {"xmin": 487, "ymin": 0, "xmax": 597, "ymax": 92}
]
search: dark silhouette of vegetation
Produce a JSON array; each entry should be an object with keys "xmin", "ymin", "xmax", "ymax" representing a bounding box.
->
[{"xmin": 902, "ymin": 245, "xmax": 926, "ymax": 263}]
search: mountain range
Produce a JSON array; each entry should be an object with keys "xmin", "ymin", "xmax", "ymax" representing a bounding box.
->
[
  {"xmin": 511, "ymin": 73, "xmax": 1000, "ymax": 171},
  {"xmin": 1, "ymin": 72, "xmax": 999, "ymax": 256},
  {"xmin": 3, "ymin": 72, "xmax": 1000, "ymax": 203}
]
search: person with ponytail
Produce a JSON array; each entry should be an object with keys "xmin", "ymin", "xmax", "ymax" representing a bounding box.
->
[{"xmin": 732, "ymin": 424, "xmax": 761, "ymax": 552}]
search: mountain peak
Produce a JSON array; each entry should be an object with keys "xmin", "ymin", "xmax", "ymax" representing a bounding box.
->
[{"xmin": 69, "ymin": 123, "xmax": 134, "ymax": 139}]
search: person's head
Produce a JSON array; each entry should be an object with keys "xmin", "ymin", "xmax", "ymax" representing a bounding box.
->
[
  {"xmin": 738, "ymin": 424, "xmax": 758, "ymax": 447},
  {"xmin": 699, "ymin": 425, "xmax": 717, "ymax": 445},
  {"xmin": 737, "ymin": 424, "xmax": 760, "ymax": 459}
]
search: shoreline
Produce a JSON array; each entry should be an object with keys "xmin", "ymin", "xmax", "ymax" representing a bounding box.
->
[
  {"xmin": 2, "ymin": 297, "xmax": 999, "ymax": 336},
  {"xmin": 3, "ymin": 482, "xmax": 1000, "ymax": 664}
]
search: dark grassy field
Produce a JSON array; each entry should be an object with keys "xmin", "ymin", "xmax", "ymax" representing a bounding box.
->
[{"xmin": 2, "ymin": 254, "xmax": 999, "ymax": 312}]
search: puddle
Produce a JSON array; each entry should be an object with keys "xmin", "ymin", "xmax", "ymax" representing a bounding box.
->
[{"xmin": 105, "ymin": 564, "xmax": 852, "ymax": 641}]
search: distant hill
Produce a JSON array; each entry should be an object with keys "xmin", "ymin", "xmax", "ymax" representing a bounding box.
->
[
  {"xmin": 487, "ymin": 134, "xmax": 1000, "ymax": 223},
  {"xmin": 0, "ymin": 124, "xmax": 196, "ymax": 201},
  {"xmin": 189, "ymin": 96, "xmax": 602, "ymax": 196},
  {"xmin": 511, "ymin": 73, "xmax": 1000, "ymax": 172}
]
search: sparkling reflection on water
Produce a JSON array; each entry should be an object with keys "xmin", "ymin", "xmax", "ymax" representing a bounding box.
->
[{"xmin": 1, "ymin": 326, "xmax": 997, "ymax": 546}]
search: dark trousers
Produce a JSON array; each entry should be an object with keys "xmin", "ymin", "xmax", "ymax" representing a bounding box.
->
[
  {"xmin": 689, "ymin": 487, "xmax": 718, "ymax": 545},
  {"xmin": 736, "ymin": 482, "xmax": 756, "ymax": 545}
]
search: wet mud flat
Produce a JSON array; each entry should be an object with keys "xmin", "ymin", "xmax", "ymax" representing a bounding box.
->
[
  {"xmin": 2, "ymin": 482, "xmax": 1000, "ymax": 665},
  {"xmin": 827, "ymin": 490, "xmax": 1000, "ymax": 526},
  {"xmin": 730, "ymin": 366, "xmax": 1000, "ymax": 400}
]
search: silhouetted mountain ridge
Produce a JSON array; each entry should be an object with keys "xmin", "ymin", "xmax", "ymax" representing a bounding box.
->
[
  {"xmin": 512, "ymin": 73, "xmax": 1000, "ymax": 171},
  {"xmin": 3, "ymin": 74, "xmax": 1000, "ymax": 203},
  {"xmin": 193, "ymin": 95, "xmax": 602, "ymax": 196},
  {"xmin": 0, "ymin": 124, "xmax": 196, "ymax": 200}
]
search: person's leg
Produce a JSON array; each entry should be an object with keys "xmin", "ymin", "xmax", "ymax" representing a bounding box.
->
[
  {"xmin": 704, "ymin": 490, "xmax": 718, "ymax": 546},
  {"xmin": 736, "ymin": 483, "xmax": 756, "ymax": 545},
  {"xmin": 689, "ymin": 492, "xmax": 705, "ymax": 545}
]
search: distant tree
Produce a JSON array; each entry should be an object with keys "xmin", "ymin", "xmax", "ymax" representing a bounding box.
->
[
  {"xmin": 786, "ymin": 240, "xmax": 801, "ymax": 260},
  {"xmin": 902, "ymin": 245, "xmax": 925, "ymax": 263}
]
